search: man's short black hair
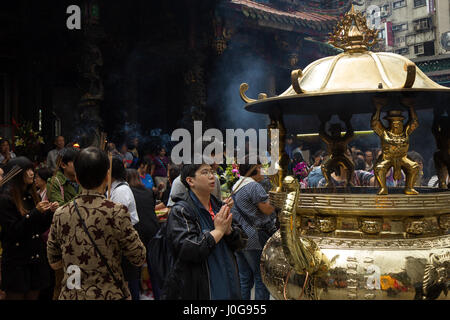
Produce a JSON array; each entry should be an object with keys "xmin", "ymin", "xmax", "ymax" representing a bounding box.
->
[
  {"xmin": 0, "ymin": 138, "xmax": 10, "ymax": 147},
  {"xmin": 112, "ymin": 157, "xmax": 127, "ymax": 181},
  {"xmin": 74, "ymin": 147, "xmax": 109, "ymax": 189},
  {"xmin": 61, "ymin": 148, "xmax": 79, "ymax": 165},
  {"xmin": 180, "ymin": 164, "xmax": 204, "ymax": 189},
  {"xmin": 137, "ymin": 158, "xmax": 149, "ymax": 168},
  {"xmin": 36, "ymin": 167, "xmax": 53, "ymax": 182},
  {"xmin": 354, "ymin": 157, "xmax": 366, "ymax": 171}
]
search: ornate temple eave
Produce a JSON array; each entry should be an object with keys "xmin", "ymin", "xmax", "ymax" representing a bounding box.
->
[{"xmin": 225, "ymin": 0, "xmax": 339, "ymax": 36}]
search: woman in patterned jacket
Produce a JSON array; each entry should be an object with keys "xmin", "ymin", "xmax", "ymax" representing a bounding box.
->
[{"xmin": 47, "ymin": 147, "xmax": 146, "ymax": 300}]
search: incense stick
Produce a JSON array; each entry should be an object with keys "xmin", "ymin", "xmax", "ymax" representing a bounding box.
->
[
  {"xmin": 100, "ymin": 132, "xmax": 107, "ymax": 151},
  {"xmin": 0, "ymin": 165, "xmax": 23, "ymax": 187},
  {"xmin": 107, "ymin": 151, "xmax": 112, "ymax": 200},
  {"xmin": 53, "ymin": 153, "xmax": 63, "ymax": 177}
]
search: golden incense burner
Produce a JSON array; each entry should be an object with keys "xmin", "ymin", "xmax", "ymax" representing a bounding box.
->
[{"xmin": 240, "ymin": 7, "xmax": 450, "ymax": 300}]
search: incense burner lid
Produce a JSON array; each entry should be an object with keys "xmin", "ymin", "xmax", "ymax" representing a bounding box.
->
[{"xmin": 240, "ymin": 7, "xmax": 450, "ymax": 115}]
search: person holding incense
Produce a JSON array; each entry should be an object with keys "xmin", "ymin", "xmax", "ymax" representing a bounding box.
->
[
  {"xmin": 46, "ymin": 148, "xmax": 80, "ymax": 206},
  {"xmin": 0, "ymin": 157, "xmax": 58, "ymax": 300}
]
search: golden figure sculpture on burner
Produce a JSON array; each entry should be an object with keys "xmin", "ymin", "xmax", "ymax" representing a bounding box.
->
[
  {"xmin": 432, "ymin": 109, "xmax": 450, "ymax": 189},
  {"xmin": 371, "ymin": 96, "xmax": 420, "ymax": 195},
  {"xmin": 319, "ymin": 114, "xmax": 354, "ymax": 187}
]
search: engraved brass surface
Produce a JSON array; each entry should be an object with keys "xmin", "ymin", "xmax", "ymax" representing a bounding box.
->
[
  {"xmin": 270, "ymin": 189, "xmax": 450, "ymax": 217},
  {"xmin": 261, "ymin": 231, "xmax": 450, "ymax": 300},
  {"xmin": 317, "ymin": 216, "xmax": 337, "ymax": 233},
  {"xmin": 439, "ymin": 214, "xmax": 450, "ymax": 231},
  {"xmin": 359, "ymin": 218, "xmax": 382, "ymax": 235},
  {"xmin": 263, "ymin": 177, "xmax": 450, "ymax": 300},
  {"xmin": 405, "ymin": 219, "xmax": 427, "ymax": 235}
]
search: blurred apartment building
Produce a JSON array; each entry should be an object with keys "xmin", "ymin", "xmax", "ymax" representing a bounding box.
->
[{"xmin": 355, "ymin": 0, "xmax": 450, "ymax": 86}]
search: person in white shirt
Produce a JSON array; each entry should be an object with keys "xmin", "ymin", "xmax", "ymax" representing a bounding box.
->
[
  {"xmin": 47, "ymin": 136, "xmax": 65, "ymax": 172},
  {"xmin": 110, "ymin": 157, "xmax": 139, "ymax": 225},
  {"xmin": 109, "ymin": 157, "xmax": 141, "ymax": 300}
]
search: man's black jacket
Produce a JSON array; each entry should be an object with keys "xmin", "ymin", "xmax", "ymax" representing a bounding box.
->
[{"xmin": 162, "ymin": 191, "xmax": 247, "ymax": 300}]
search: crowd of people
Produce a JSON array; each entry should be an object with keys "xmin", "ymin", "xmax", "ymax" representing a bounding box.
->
[
  {"xmin": 0, "ymin": 134, "xmax": 278, "ymax": 300},
  {"xmin": 284, "ymin": 134, "xmax": 438, "ymax": 189},
  {"xmin": 0, "ymin": 131, "xmax": 445, "ymax": 301}
]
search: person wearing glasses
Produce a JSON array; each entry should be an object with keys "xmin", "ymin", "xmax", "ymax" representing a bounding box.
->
[{"xmin": 162, "ymin": 162, "xmax": 247, "ymax": 300}]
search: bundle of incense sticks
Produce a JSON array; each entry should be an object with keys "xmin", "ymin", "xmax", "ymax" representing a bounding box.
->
[
  {"xmin": 100, "ymin": 132, "xmax": 107, "ymax": 151},
  {"xmin": 0, "ymin": 165, "xmax": 23, "ymax": 187},
  {"xmin": 101, "ymin": 132, "xmax": 113, "ymax": 200},
  {"xmin": 107, "ymin": 151, "xmax": 112, "ymax": 200},
  {"xmin": 53, "ymin": 154, "xmax": 62, "ymax": 176}
]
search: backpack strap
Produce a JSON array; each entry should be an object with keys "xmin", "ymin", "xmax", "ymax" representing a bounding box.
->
[{"xmin": 114, "ymin": 182, "xmax": 128, "ymax": 190}]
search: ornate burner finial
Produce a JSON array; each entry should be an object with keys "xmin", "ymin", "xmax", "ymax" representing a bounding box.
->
[{"xmin": 328, "ymin": 5, "xmax": 379, "ymax": 53}]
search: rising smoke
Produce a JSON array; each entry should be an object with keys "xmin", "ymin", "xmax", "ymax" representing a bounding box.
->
[{"xmin": 207, "ymin": 41, "xmax": 270, "ymax": 131}]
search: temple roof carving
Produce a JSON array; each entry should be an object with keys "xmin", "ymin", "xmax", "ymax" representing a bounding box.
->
[{"xmin": 226, "ymin": 0, "xmax": 352, "ymax": 33}]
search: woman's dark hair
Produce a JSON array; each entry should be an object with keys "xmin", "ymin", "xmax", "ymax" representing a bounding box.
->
[
  {"xmin": 126, "ymin": 168, "xmax": 145, "ymax": 189},
  {"xmin": 126, "ymin": 138, "xmax": 136, "ymax": 150},
  {"xmin": 293, "ymin": 152, "xmax": 304, "ymax": 163},
  {"xmin": 3, "ymin": 156, "xmax": 39, "ymax": 215},
  {"xmin": 354, "ymin": 157, "xmax": 366, "ymax": 171},
  {"xmin": 238, "ymin": 155, "xmax": 261, "ymax": 178},
  {"xmin": 74, "ymin": 147, "xmax": 109, "ymax": 189},
  {"xmin": 180, "ymin": 164, "xmax": 203, "ymax": 189},
  {"xmin": 36, "ymin": 167, "xmax": 53, "ymax": 183},
  {"xmin": 111, "ymin": 157, "xmax": 127, "ymax": 182},
  {"xmin": 169, "ymin": 165, "xmax": 181, "ymax": 183}
]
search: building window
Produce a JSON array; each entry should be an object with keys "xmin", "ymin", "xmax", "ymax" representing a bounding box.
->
[
  {"xmin": 378, "ymin": 29, "xmax": 385, "ymax": 39},
  {"xmin": 395, "ymin": 47, "xmax": 409, "ymax": 55},
  {"xmin": 395, "ymin": 36, "xmax": 405, "ymax": 45},
  {"xmin": 392, "ymin": 23, "xmax": 408, "ymax": 32},
  {"xmin": 413, "ymin": 18, "xmax": 430, "ymax": 32},
  {"xmin": 393, "ymin": 0, "xmax": 406, "ymax": 9},
  {"xmin": 381, "ymin": 4, "xmax": 390, "ymax": 17},
  {"xmin": 414, "ymin": 44, "xmax": 425, "ymax": 55},
  {"xmin": 414, "ymin": 0, "xmax": 426, "ymax": 8}
]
